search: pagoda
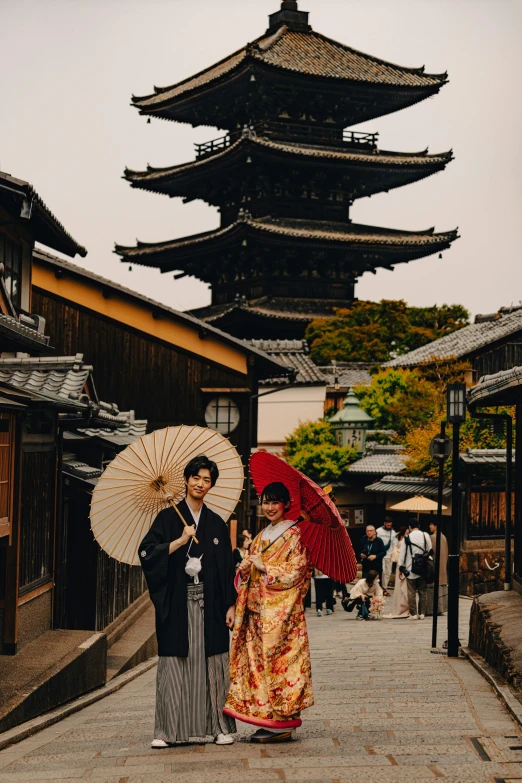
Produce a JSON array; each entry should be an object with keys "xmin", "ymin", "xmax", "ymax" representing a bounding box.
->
[{"xmin": 116, "ymin": 1, "xmax": 457, "ymax": 339}]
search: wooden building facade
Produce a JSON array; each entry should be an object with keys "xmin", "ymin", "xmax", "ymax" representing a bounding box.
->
[
  {"xmin": 31, "ymin": 249, "xmax": 285, "ymax": 492},
  {"xmin": 0, "ymin": 169, "xmax": 90, "ymax": 655}
]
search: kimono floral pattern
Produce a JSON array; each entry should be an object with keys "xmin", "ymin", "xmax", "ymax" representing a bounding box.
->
[{"xmin": 225, "ymin": 525, "xmax": 314, "ymax": 725}]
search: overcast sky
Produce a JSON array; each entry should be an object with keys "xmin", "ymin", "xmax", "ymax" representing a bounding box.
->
[{"xmin": 2, "ymin": 0, "xmax": 521, "ymax": 319}]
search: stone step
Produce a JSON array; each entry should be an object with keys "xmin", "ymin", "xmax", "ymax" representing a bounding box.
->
[
  {"xmin": 0, "ymin": 630, "xmax": 106, "ymax": 733},
  {"xmin": 106, "ymin": 604, "xmax": 156, "ymax": 681}
]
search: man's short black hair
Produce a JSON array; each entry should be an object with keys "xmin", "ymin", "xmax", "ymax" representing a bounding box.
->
[
  {"xmin": 184, "ymin": 455, "xmax": 219, "ymax": 487},
  {"xmin": 408, "ymin": 517, "xmax": 420, "ymax": 528},
  {"xmin": 260, "ymin": 481, "xmax": 291, "ymax": 507},
  {"xmin": 384, "ymin": 516, "xmax": 393, "ymax": 523}
]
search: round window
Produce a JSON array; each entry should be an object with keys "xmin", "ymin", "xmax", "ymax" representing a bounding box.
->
[{"xmin": 204, "ymin": 396, "xmax": 240, "ymax": 435}]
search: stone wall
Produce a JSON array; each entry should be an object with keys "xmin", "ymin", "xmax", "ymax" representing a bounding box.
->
[
  {"xmin": 17, "ymin": 591, "xmax": 52, "ymax": 650},
  {"xmin": 460, "ymin": 547, "xmax": 507, "ymax": 596},
  {"xmin": 468, "ymin": 591, "xmax": 522, "ymax": 689}
]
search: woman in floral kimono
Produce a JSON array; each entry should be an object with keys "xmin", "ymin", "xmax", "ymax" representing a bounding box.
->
[{"xmin": 224, "ymin": 482, "xmax": 313, "ymax": 743}]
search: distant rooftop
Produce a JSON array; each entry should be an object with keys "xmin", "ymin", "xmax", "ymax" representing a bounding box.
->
[
  {"xmin": 250, "ymin": 340, "xmax": 374, "ymax": 387},
  {"xmin": 366, "ymin": 474, "xmax": 451, "ymax": 498},
  {"xmin": 386, "ymin": 307, "xmax": 522, "ymax": 367},
  {"xmin": 349, "ymin": 445, "xmax": 406, "ymax": 475},
  {"xmin": 460, "ymin": 448, "xmax": 515, "ymax": 465}
]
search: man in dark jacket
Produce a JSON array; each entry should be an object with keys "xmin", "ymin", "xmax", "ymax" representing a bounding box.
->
[
  {"xmin": 139, "ymin": 455, "xmax": 237, "ymax": 748},
  {"xmin": 359, "ymin": 525, "xmax": 386, "ymax": 581}
]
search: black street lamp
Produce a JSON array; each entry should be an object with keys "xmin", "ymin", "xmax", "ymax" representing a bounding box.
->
[
  {"xmin": 446, "ymin": 383, "xmax": 466, "ymax": 658},
  {"xmin": 429, "ymin": 422, "xmax": 452, "ymax": 649}
]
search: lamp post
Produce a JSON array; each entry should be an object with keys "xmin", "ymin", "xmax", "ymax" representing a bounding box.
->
[
  {"xmin": 429, "ymin": 422, "xmax": 451, "ymax": 649},
  {"xmin": 446, "ymin": 383, "xmax": 466, "ymax": 658}
]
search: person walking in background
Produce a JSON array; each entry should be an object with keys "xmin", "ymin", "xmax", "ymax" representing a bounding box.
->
[
  {"xmin": 314, "ymin": 568, "xmax": 334, "ymax": 616},
  {"xmin": 398, "ymin": 519, "xmax": 432, "ymax": 620},
  {"xmin": 333, "ymin": 580, "xmax": 348, "ymax": 599},
  {"xmin": 376, "ymin": 517, "xmax": 397, "ymax": 596},
  {"xmin": 233, "ymin": 533, "xmax": 250, "ymax": 571},
  {"xmin": 426, "ymin": 520, "xmax": 449, "ymax": 616},
  {"xmin": 359, "ymin": 525, "xmax": 386, "ymax": 582},
  {"xmin": 384, "ymin": 526, "xmax": 410, "ymax": 619},
  {"xmin": 241, "ymin": 529, "xmax": 252, "ymax": 551},
  {"xmin": 347, "ymin": 570, "xmax": 384, "ymax": 620}
]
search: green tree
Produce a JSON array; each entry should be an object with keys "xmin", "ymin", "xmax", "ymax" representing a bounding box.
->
[
  {"xmin": 305, "ymin": 300, "xmax": 469, "ymax": 364},
  {"xmin": 353, "ymin": 368, "xmax": 440, "ymax": 436},
  {"xmin": 284, "ymin": 420, "xmax": 359, "ymax": 481}
]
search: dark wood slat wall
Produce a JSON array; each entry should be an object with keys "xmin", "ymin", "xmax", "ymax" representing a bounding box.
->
[
  {"xmin": 32, "ymin": 291, "xmax": 253, "ymax": 464},
  {"xmin": 95, "ymin": 551, "xmax": 146, "ymax": 631},
  {"xmin": 474, "ymin": 341, "xmax": 522, "ymax": 379},
  {"xmin": 18, "ymin": 451, "xmax": 55, "ymax": 593}
]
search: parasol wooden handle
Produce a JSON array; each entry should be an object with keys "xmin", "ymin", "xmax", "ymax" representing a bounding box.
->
[
  {"xmin": 167, "ymin": 496, "xmax": 199, "ymax": 545},
  {"xmin": 150, "ymin": 477, "xmax": 199, "ymax": 544}
]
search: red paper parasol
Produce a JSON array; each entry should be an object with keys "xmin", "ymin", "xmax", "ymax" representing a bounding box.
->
[{"xmin": 250, "ymin": 452, "xmax": 357, "ymax": 583}]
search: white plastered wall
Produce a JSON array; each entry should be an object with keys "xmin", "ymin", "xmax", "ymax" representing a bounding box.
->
[{"xmin": 257, "ymin": 384, "xmax": 327, "ymax": 455}]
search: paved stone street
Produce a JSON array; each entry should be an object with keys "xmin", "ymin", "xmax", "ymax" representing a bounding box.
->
[{"xmin": 2, "ymin": 597, "xmax": 522, "ymax": 783}]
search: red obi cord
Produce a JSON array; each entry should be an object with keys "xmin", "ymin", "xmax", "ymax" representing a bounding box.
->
[{"xmin": 222, "ymin": 707, "xmax": 302, "ymax": 729}]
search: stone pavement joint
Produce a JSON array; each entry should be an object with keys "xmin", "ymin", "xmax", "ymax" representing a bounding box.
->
[{"xmin": 1, "ymin": 598, "xmax": 521, "ymax": 782}]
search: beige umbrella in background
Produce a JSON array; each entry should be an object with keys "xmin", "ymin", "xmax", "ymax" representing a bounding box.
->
[
  {"xmin": 389, "ymin": 495, "xmax": 447, "ymax": 519},
  {"xmin": 90, "ymin": 425, "xmax": 244, "ymax": 566}
]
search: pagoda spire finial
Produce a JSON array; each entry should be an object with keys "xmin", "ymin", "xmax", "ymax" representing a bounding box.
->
[{"xmin": 268, "ymin": 0, "xmax": 310, "ymax": 33}]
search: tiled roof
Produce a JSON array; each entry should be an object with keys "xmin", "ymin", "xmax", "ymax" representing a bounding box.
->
[
  {"xmin": 133, "ymin": 27, "xmax": 445, "ymax": 110},
  {"xmin": 318, "ymin": 362, "xmax": 373, "ymax": 388},
  {"xmin": 78, "ymin": 415, "xmax": 148, "ymax": 447},
  {"xmin": 0, "ymin": 353, "xmax": 126, "ymax": 425},
  {"xmin": 257, "ymin": 137, "xmax": 451, "ymax": 165},
  {"xmin": 460, "ymin": 448, "xmax": 514, "ymax": 465},
  {"xmin": 366, "ymin": 474, "xmax": 451, "ymax": 497},
  {"xmin": 116, "ymin": 216, "xmax": 458, "ymax": 258},
  {"xmin": 124, "ymin": 134, "xmax": 452, "ymax": 189},
  {"xmin": 0, "ymin": 171, "xmax": 86, "ymax": 258},
  {"xmin": 250, "ymin": 339, "xmax": 324, "ymax": 384},
  {"xmin": 0, "ymin": 354, "xmax": 91, "ymax": 401},
  {"xmin": 251, "ymin": 29, "xmax": 446, "ymax": 86},
  {"xmin": 0, "ymin": 314, "xmax": 51, "ymax": 352},
  {"xmin": 349, "ymin": 445, "xmax": 406, "ymax": 475},
  {"xmin": 191, "ymin": 297, "xmax": 350, "ymax": 324},
  {"xmin": 386, "ymin": 308, "xmax": 522, "ymax": 367},
  {"xmin": 62, "ymin": 453, "xmax": 103, "ymax": 483},
  {"xmin": 467, "ymin": 365, "xmax": 522, "ymax": 407}
]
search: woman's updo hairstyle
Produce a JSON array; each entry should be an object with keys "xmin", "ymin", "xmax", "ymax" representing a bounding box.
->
[{"xmin": 260, "ymin": 481, "xmax": 292, "ymax": 510}]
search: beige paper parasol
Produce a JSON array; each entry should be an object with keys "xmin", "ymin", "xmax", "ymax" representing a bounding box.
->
[
  {"xmin": 389, "ymin": 495, "xmax": 447, "ymax": 513},
  {"xmin": 90, "ymin": 425, "xmax": 244, "ymax": 566}
]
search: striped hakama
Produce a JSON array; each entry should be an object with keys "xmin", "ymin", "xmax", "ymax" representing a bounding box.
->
[{"xmin": 154, "ymin": 584, "xmax": 236, "ymax": 742}]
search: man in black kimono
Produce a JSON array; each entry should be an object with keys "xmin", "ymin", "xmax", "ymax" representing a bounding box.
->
[{"xmin": 139, "ymin": 455, "xmax": 237, "ymax": 747}]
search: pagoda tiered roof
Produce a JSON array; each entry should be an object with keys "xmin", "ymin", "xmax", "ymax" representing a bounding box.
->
[
  {"xmin": 115, "ymin": 216, "xmax": 457, "ymax": 277},
  {"xmin": 120, "ymin": 2, "xmax": 457, "ymax": 340},
  {"xmin": 132, "ymin": 23, "xmax": 447, "ymax": 128},
  {"xmin": 124, "ymin": 133, "xmax": 452, "ymax": 204}
]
